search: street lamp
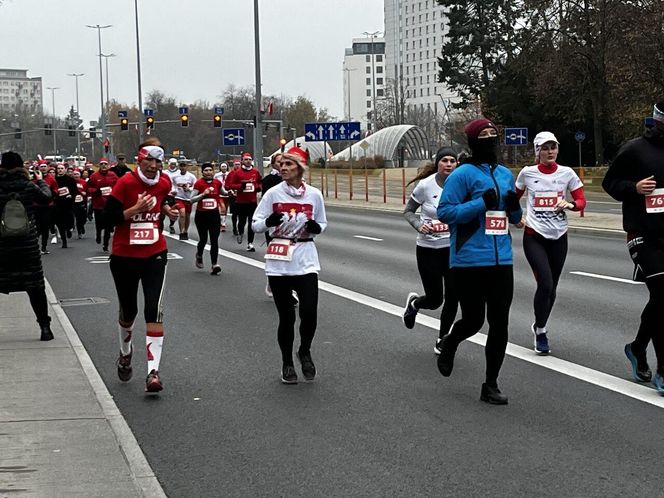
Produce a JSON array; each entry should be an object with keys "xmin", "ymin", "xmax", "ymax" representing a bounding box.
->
[
  {"xmin": 134, "ymin": 0, "xmax": 144, "ymax": 142},
  {"xmin": 86, "ymin": 24, "xmax": 112, "ymax": 147},
  {"xmin": 343, "ymin": 67, "xmax": 357, "ymax": 120},
  {"xmin": 253, "ymin": 0, "xmax": 264, "ymax": 173},
  {"xmin": 67, "ymin": 73, "xmax": 84, "ymax": 158},
  {"xmin": 362, "ymin": 30, "xmax": 383, "ymax": 133},
  {"xmin": 46, "ymin": 86, "xmax": 59, "ymax": 154}
]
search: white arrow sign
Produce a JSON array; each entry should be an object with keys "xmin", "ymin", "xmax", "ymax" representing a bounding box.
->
[
  {"xmin": 317, "ymin": 125, "xmax": 324, "ymax": 140},
  {"xmin": 306, "ymin": 132, "xmax": 316, "ymax": 140}
]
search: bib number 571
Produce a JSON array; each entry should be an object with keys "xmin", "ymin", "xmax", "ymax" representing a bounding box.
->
[{"xmin": 485, "ymin": 210, "xmax": 508, "ymax": 235}]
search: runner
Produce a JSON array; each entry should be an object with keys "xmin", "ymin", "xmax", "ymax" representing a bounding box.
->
[
  {"xmin": 227, "ymin": 159, "xmax": 241, "ymax": 236},
  {"xmin": 53, "ymin": 163, "xmax": 77, "ymax": 248},
  {"xmin": 515, "ymin": 132, "xmax": 586, "ymax": 355},
  {"xmin": 603, "ymin": 101, "xmax": 664, "ymax": 393},
  {"xmin": 252, "ymin": 146, "xmax": 327, "ymax": 384},
  {"xmin": 261, "ymin": 153, "xmax": 284, "ymax": 296},
  {"xmin": 164, "ymin": 158, "xmax": 180, "ymax": 234},
  {"xmin": 103, "ymin": 141, "xmax": 179, "ymax": 393},
  {"xmin": 171, "ymin": 162, "xmax": 197, "ymax": 240},
  {"xmin": 226, "ymin": 152, "xmax": 261, "ymax": 251},
  {"xmin": 72, "ymin": 169, "xmax": 88, "ymax": 238},
  {"xmin": 86, "ymin": 158, "xmax": 119, "ymax": 252},
  {"xmin": 213, "ymin": 162, "xmax": 230, "ymax": 232},
  {"xmin": 402, "ymin": 147, "xmax": 460, "ymax": 353},
  {"xmin": 436, "ymin": 118, "xmax": 523, "ymax": 405},
  {"xmin": 110, "ymin": 154, "xmax": 131, "ymax": 178},
  {"xmin": 191, "ymin": 163, "xmax": 223, "ymax": 275},
  {"xmin": 33, "ymin": 160, "xmax": 57, "ymax": 254}
]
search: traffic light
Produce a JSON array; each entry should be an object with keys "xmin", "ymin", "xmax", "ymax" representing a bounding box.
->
[
  {"xmin": 14, "ymin": 128, "xmax": 22, "ymax": 139},
  {"xmin": 68, "ymin": 125, "xmax": 75, "ymax": 137},
  {"xmin": 279, "ymin": 137, "xmax": 287, "ymax": 152},
  {"xmin": 180, "ymin": 114, "xmax": 189, "ymax": 127},
  {"xmin": 120, "ymin": 118, "xmax": 129, "ymax": 131},
  {"xmin": 213, "ymin": 114, "xmax": 222, "ymax": 127},
  {"xmin": 89, "ymin": 127, "xmax": 96, "ymax": 138},
  {"xmin": 44, "ymin": 123, "xmax": 52, "ymax": 136},
  {"xmin": 146, "ymin": 116, "xmax": 155, "ymax": 130}
]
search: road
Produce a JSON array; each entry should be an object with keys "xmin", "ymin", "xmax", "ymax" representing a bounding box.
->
[{"xmin": 43, "ymin": 206, "xmax": 662, "ymax": 497}]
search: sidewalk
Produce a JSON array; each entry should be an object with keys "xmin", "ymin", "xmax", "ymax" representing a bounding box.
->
[{"xmin": 0, "ymin": 284, "xmax": 165, "ymax": 497}]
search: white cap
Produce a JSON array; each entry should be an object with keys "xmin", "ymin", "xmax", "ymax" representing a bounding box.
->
[
  {"xmin": 168, "ymin": 158, "xmax": 178, "ymax": 165},
  {"xmin": 534, "ymin": 131, "xmax": 559, "ymax": 159}
]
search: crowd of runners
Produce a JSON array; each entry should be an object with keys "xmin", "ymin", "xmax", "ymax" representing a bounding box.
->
[{"xmin": 1, "ymin": 101, "xmax": 663, "ymax": 404}]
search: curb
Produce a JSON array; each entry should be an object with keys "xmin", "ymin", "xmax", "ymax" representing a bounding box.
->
[{"xmin": 45, "ymin": 281, "xmax": 167, "ymax": 498}]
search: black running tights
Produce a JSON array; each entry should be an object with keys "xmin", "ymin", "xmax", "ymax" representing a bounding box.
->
[
  {"xmin": 446, "ymin": 265, "xmax": 513, "ymax": 387},
  {"xmin": 194, "ymin": 210, "xmax": 221, "ymax": 265},
  {"xmin": 27, "ymin": 287, "xmax": 49, "ymax": 324},
  {"xmin": 523, "ymin": 232, "xmax": 568, "ymax": 328},
  {"xmin": 268, "ymin": 273, "xmax": 318, "ymax": 365},
  {"xmin": 633, "ymin": 275, "xmax": 664, "ymax": 373},
  {"xmin": 414, "ymin": 245, "xmax": 459, "ymax": 338},
  {"xmin": 94, "ymin": 209, "xmax": 112, "ymax": 248},
  {"xmin": 236, "ymin": 203, "xmax": 256, "ymax": 244}
]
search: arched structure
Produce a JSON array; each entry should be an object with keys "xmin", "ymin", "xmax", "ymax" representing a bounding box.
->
[
  {"xmin": 331, "ymin": 125, "xmax": 430, "ymax": 168},
  {"xmin": 268, "ymin": 138, "xmax": 332, "ymax": 164}
]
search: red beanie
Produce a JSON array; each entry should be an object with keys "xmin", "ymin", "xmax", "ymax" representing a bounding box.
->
[
  {"xmin": 464, "ymin": 118, "xmax": 497, "ymax": 140},
  {"xmin": 283, "ymin": 146, "xmax": 309, "ymax": 169},
  {"xmin": 241, "ymin": 152, "xmax": 253, "ymax": 160}
]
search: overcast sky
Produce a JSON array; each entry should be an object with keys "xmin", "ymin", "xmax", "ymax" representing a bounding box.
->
[{"xmin": 0, "ymin": 0, "xmax": 384, "ymax": 124}]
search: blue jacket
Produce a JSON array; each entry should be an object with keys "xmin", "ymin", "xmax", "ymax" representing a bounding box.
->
[{"xmin": 437, "ymin": 162, "xmax": 522, "ymax": 267}]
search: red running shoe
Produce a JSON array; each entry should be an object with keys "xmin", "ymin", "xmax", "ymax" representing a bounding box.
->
[{"xmin": 145, "ymin": 369, "xmax": 163, "ymax": 393}]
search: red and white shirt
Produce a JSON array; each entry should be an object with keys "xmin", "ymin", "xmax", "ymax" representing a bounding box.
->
[
  {"xmin": 109, "ymin": 170, "xmax": 172, "ymax": 258},
  {"xmin": 193, "ymin": 178, "xmax": 223, "ymax": 212}
]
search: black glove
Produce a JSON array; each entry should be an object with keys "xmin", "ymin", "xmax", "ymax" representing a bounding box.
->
[
  {"xmin": 482, "ymin": 188, "xmax": 498, "ymax": 210},
  {"xmin": 505, "ymin": 190, "xmax": 520, "ymax": 212},
  {"xmin": 305, "ymin": 219, "xmax": 322, "ymax": 234},
  {"xmin": 265, "ymin": 211, "xmax": 284, "ymax": 227},
  {"xmin": 162, "ymin": 195, "xmax": 176, "ymax": 207}
]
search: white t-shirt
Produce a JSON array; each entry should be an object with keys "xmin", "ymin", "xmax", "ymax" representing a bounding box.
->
[
  {"xmin": 164, "ymin": 168, "xmax": 179, "ymax": 195},
  {"xmin": 410, "ymin": 174, "xmax": 450, "ymax": 249},
  {"xmin": 515, "ymin": 164, "xmax": 583, "ymax": 240},
  {"xmin": 252, "ymin": 182, "xmax": 327, "ymax": 276},
  {"xmin": 171, "ymin": 171, "xmax": 198, "ymax": 200}
]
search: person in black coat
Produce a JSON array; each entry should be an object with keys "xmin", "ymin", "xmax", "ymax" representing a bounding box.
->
[
  {"xmin": 53, "ymin": 163, "xmax": 77, "ymax": 248},
  {"xmin": 0, "ymin": 151, "xmax": 54, "ymax": 340}
]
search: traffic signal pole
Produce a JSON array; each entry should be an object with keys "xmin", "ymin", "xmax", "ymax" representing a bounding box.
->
[{"xmin": 253, "ymin": 0, "xmax": 264, "ymax": 173}]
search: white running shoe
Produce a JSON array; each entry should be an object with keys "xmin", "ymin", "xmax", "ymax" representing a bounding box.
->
[
  {"xmin": 50, "ymin": 235, "xmax": 57, "ymax": 244},
  {"xmin": 246, "ymin": 243, "xmax": 255, "ymax": 252},
  {"xmin": 265, "ymin": 281, "xmax": 273, "ymax": 298}
]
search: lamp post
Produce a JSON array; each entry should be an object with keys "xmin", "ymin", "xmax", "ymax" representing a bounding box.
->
[
  {"xmin": 100, "ymin": 54, "xmax": 115, "ymax": 115},
  {"xmin": 362, "ymin": 30, "xmax": 383, "ymax": 133},
  {"xmin": 253, "ymin": 0, "xmax": 264, "ymax": 173},
  {"xmin": 343, "ymin": 67, "xmax": 357, "ymax": 120},
  {"xmin": 46, "ymin": 86, "xmax": 59, "ymax": 154},
  {"xmin": 67, "ymin": 73, "xmax": 84, "ymax": 158},
  {"xmin": 134, "ymin": 0, "xmax": 144, "ymax": 143},
  {"xmin": 86, "ymin": 24, "xmax": 112, "ymax": 147}
]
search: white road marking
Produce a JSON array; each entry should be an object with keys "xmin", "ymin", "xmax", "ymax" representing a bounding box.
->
[
  {"xmin": 165, "ymin": 233, "xmax": 664, "ymax": 409},
  {"xmin": 353, "ymin": 235, "xmax": 383, "ymax": 241},
  {"xmin": 570, "ymin": 271, "xmax": 644, "ymax": 285}
]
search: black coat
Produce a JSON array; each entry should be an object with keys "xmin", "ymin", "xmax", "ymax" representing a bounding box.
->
[{"xmin": 0, "ymin": 168, "xmax": 51, "ymax": 293}]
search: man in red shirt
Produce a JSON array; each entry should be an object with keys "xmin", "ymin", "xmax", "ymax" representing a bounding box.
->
[
  {"xmin": 86, "ymin": 158, "xmax": 119, "ymax": 252},
  {"xmin": 225, "ymin": 152, "xmax": 262, "ymax": 251},
  {"xmin": 33, "ymin": 160, "xmax": 57, "ymax": 254},
  {"xmin": 103, "ymin": 141, "xmax": 179, "ymax": 393}
]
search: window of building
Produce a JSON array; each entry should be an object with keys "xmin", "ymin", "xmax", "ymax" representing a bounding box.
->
[
  {"xmin": 367, "ymin": 89, "xmax": 372, "ymax": 97},
  {"xmin": 377, "ymin": 66, "xmax": 383, "ymax": 74},
  {"xmin": 366, "ymin": 67, "xmax": 371, "ymax": 74},
  {"xmin": 366, "ymin": 77, "xmax": 371, "ymax": 85},
  {"xmin": 366, "ymin": 55, "xmax": 371, "ymax": 62},
  {"xmin": 427, "ymin": 87, "xmax": 431, "ymax": 96},
  {"xmin": 367, "ymin": 101, "xmax": 372, "ymax": 108},
  {"xmin": 377, "ymin": 77, "xmax": 384, "ymax": 85},
  {"xmin": 376, "ymin": 54, "xmax": 383, "ymax": 62},
  {"xmin": 377, "ymin": 89, "xmax": 384, "ymax": 97}
]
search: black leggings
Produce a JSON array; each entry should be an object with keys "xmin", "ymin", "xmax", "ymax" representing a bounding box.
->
[
  {"xmin": 446, "ymin": 265, "xmax": 514, "ymax": 387},
  {"xmin": 194, "ymin": 210, "xmax": 221, "ymax": 265},
  {"xmin": 94, "ymin": 209, "xmax": 113, "ymax": 248},
  {"xmin": 268, "ymin": 273, "xmax": 318, "ymax": 365},
  {"xmin": 34, "ymin": 208, "xmax": 53, "ymax": 250},
  {"xmin": 414, "ymin": 245, "xmax": 458, "ymax": 338},
  {"xmin": 236, "ymin": 203, "xmax": 256, "ymax": 244},
  {"xmin": 74, "ymin": 203, "xmax": 87, "ymax": 235},
  {"xmin": 523, "ymin": 232, "xmax": 568, "ymax": 328},
  {"xmin": 27, "ymin": 287, "xmax": 49, "ymax": 324},
  {"xmin": 109, "ymin": 251, "xmax": 167, "ymax": 324}
]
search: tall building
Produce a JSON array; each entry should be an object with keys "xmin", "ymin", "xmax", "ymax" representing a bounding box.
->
[
  {"xmin": 0, "ymin": 69, "xmax": 43, "ymax": 115},
  {"xmin": 384, "ymin": 0, "xmax": 458, "ymax": 117},
  {"xmin": 342, "ymin": 36, "xmax": 386, "ymax": 132}
]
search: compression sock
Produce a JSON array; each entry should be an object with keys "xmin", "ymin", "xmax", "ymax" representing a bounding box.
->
[
  {"xmin": 118, "ymin": 321, "xmax": 135, "ymax": 355},
  {"xmin": 146, "ymin": 330, "xmax": 164, "ymax": 373}
]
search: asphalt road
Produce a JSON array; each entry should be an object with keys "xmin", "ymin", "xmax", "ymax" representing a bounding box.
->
[{"xmin": 43, "ymin": 206, "xmax": 662, "ymax": 497}]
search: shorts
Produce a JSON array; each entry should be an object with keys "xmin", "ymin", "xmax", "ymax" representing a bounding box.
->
[
  {"xmin": 175, "ymin": 199, "xmax": 193, "ymax": 214},
  {"xmin": 628, "ymin": 237, "xmax": 664, "ymax": 281}
]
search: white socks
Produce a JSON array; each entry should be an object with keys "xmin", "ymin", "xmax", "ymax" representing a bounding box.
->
[
  {"xmin": 118, "ymin": 321, "xmax": 135, "ymax": 355},
  {"xmin": 146, "ymin": 331, "xmax": 164, "ymax": 373},
  {"xmin": 536, "ymin": 326, "xmax": 547, "ymax": 335}
]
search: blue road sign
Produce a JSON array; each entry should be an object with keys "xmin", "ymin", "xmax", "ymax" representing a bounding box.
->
[
  {"xmin": 504, "ymin": 127, "xmax": 528, "ymax": 146},
  {"xmin": 222, "ymin": 128, "xmax": 245, "ymax": 146},
  {"xmin": 575, "ymin": 131, "xmax": 586, "ymax": 142},
  {"xmin": 304, "ymin": 121, "xmax": 362, "ymax": 142},
  {"xmin": 178, "ymin": 106, "xmax": 189, "ymax": 115},
  {"xmin": 214, "ymin": 106, "xmax": 224, "ymax": 115},
  {"xmin": 117, "ymin": 110, "xmax": 128, "ymax": 118},
  {"xmin": 143, "ymin": 108, "xmax": 154, "ymax": 117}
]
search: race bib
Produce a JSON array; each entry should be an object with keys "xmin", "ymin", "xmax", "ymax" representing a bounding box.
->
[
  {"xmin": 201, "ymin": 198, "xmax": 218, "ymax": 210},
  {"xmin": 485, "ymin": 210, "xmax": 508, "ymax": 235},
  {"xmin": 100, "ymin": 186, "xmax": 112, "ymax": 197},
  {"xmin": 74, "ymin": 195, "xmax": 83, "ymax": 203},
  {"xmin": 265, "ymin": 238, "xmax": 294, "ymax": 261},
  {"xmin": 429, "ymin": 220, "xmax": 449, "ymax": 234},
  {"xmin": 243, "ymin": 182, "xmax": 255, "ymax": 193},
  {"xmin": 645, "ymin": 188, "xmax": 664, "ymax": 214},
  {"xmin": 533, "ymin": 191, "xmax": 558, "ymax": 211},
  {"xmin": 129, "ymin": 222, "xmax": 159, "ymax": 245},
  {"xmin": 58, "ymin": 187, "xmax": 69, "ymax": 197}
]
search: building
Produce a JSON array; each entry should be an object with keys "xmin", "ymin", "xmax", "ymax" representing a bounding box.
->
[
  {"xmin": 0, "ymin": 69, "xmax": 43, "ymax": 115},
  {"xmin": 342, "ymin": 36, "xmax": 386, "ymax": 133},
  {"xmin": 383, "ymin": 0, "xmax": 459, "ymax": 117}
]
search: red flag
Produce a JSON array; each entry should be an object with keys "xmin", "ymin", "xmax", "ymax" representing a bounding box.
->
[{"xmin": 267, "ymin": 101, "xmax": 274, "ymax": 116}]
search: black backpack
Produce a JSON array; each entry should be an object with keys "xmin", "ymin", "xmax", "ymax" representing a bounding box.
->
[{"xmin": 0, "ymin": 192, "xmax": 30, "ymax": 238}]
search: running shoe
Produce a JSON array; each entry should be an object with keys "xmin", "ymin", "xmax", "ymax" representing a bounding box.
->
[
  {"xmin": 297, "ymin": 350, "xmax": 316, "ymax": 381},
  {"xmin": 437, "ymin": 335, "xmax": 456, "ymax": 377},
  {"xmin": 195, "ymin": 254, "xmax": 203, "ymax": 268},
  {"xmin": 236, "ymin": 233, "xmax": 243, "ymax": 244},
  {"xmin": 50, "ymin": 235, "xmax": 57, "ymax": 244},
  {"xmin": 265, "ymin": 282, "xmax": 273, "ymax": 298},
  {"xmin": 182, "ymin": 233, "xmax": 189, "ymax": 240},
  {"xmin": 281, "ymin": 364, "xmax": 298, "ymax": 384},
  {"xmin": 480, "ymin": 383, "xmax": 508, "ymax": 405},
  {"xmin": 103, "ymin": 246, "xmax": 108, "ymax": 253},
  {"xmin": 402, "ymin": 292, "xmax": 419, "ymax": 329},
  {"xmin": 116, "ymin": 349, "xmax": 133, "ymax": 382},
  {"xmin": 624, "ymin": 343, "xmax": 652, "ymax": 382},
  {"xmin": 247, "ymin": 243, "xmax": 255, "ymax": 252},
  {"xmin": 41, "ymin": 248, "xmax": 49, "ymax": 255},
  {"xmin": 532, "ymin": 324, "xmax": 550, "ymax": 355},
  {"xmin": 653, "ymin": 372, "xmax": 664, "ymax": 394},
  {"xmin": 292, "ymin": 291, "xmax": 299, "ymax": 306},
  {"xmin": 169, "ymin": 226, "xmax": 176, "ymax": 235},
  {"xmin": 211, "ymin": 265, "xmax": 221, "ymax": 275},
  {"xmin": 145, "ymin": 369, "xmax": 163, "ymax": 392},
  {"xmin": 178, "ymin": 233, "xmax": 185, "ymax": 241},
  {"xmin": 434, "ymin": 338, "xmax": 443, "ymax": 355}
]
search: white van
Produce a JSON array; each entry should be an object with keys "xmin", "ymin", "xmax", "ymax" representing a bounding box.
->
[
  {"xmin": 43, "ymin": 155, "xmax": 64, "ymax": 163},
  {"xmin": 65, "ymin": 155, "xmax": 87, "ymax": 168}
]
